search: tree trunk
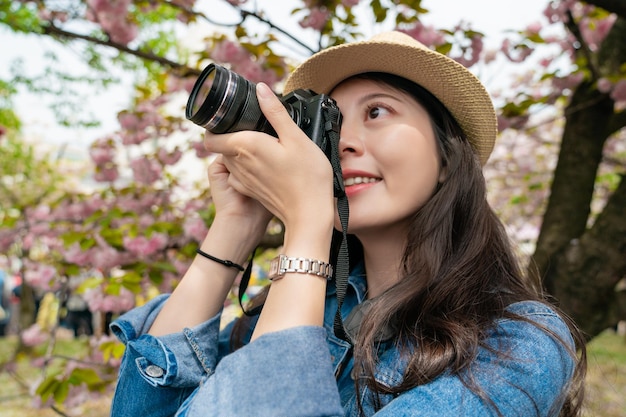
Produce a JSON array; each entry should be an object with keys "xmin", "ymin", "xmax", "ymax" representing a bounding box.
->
[{"xmin": 531, "ymin": 16, "xmax": 626, "ymax": 340}]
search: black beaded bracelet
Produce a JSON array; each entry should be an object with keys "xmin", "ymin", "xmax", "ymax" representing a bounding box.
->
[{"xmin": 195, "ymin": 248, "xmax": 245, "ymax": 271}]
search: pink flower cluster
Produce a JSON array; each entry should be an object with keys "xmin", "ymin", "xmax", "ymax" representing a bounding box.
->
[
  {"xmin": 299, "ymin": 8, "xmax": 330, "ymax": 31},
  {"xmin": 399, "ymin": 22, "xmax": 445, "ymax": 47},
  {"xmin": 130, "ymin": 156, "xmax": 162, "ymax": 185},
  {"xmin": 123, "ymin": 233, "xmax": 168, "ymax": 257},
  {"xmin": 63, "ymin": 243, "xmax": 129, "ymax": 272},
  {"xmin": 21, "ymin": 324, "xmax": 49, "ymax": 347},
  {"xmin": 24, "ymin": 264, "xmax": 59, "ymax": 291},
  {"xmin": 183, "ymin": 217, "xmax": 209, "ymax": 243},
  {"xmin": 598, "ymin": 78, "xmax": 626, "ymax": 108},
  {"xmin": 500, "ymin": 38, "xmax": 533, "ymax": 63},
  {"xmin": 118, "ymin": 102, "xmax": 166, "ymax": 146},
  {"xmin": 190, "ymin": 139, "xmax": 212, "ymax": 158},
  {"xmin": 83, "ymin": 285, "xmax": 135, "ymax": 313},
  {"xmin": 157, "ymin": 147, "xmax": 183, "ymax": 165},
  {"xmin": 341, "ymin": 0, "xmax": 360, "ymax": 7},
  {"xmin": 210, "ymin": 39, "xmax": 282, "ymax": 86},
  {"xmin": 90, "ymin": 137, "xmax": 120, "ymax": 183},
  {"xmin": 86, "ymin": 0, "xmax": 138, "ymax": 45}
]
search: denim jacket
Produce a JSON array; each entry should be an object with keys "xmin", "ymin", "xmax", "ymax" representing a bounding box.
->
[{"xmin": 110, "ymin": 266, "xmax": 575, "ymax": 417}]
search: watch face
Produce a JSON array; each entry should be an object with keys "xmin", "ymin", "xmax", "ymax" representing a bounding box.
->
[
  {"xmin": 269, "ymin": 259, "xmax": 280, "ymax": 277},
  {"xmin": 268, "ymin": 255, "xmax": 285, "ymax": 280}
]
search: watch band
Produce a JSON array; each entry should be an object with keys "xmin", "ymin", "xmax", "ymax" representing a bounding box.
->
[{"xmin": 268, "ymin": 254, "xmax": 333, "ymax": 281}]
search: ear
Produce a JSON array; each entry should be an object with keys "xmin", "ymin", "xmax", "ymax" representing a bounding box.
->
[{"xmin": 438, "ymin": 161, "xmax": 447, "ymax": 183}]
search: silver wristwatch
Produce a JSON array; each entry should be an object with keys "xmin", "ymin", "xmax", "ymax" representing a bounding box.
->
[{"xmin": 268, "ymin": 254, "xmax": 334, "ymax": 281}]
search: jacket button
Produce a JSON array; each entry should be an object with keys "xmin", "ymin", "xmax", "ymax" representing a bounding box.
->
[{"xmin": 145, "ymin": 364, "xmax": 164, "ymax": 378}]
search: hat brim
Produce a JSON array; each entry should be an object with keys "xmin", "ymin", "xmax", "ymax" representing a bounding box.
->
[{"xmin": 283, "ymin": 31, "xmax": 497, "ymax": 165}]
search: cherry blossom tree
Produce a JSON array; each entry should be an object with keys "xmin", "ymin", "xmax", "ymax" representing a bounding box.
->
[{"xmin": 0, "ymin": 0, "xmax": 625, "ymax": 413}]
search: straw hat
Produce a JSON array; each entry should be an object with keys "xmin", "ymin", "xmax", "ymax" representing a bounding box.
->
[{"xmin": 284, "ymin": 31, "xmax": 497, "ymax": 165}]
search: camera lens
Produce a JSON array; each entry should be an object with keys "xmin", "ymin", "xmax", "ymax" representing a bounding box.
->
[
  {"xmin": 186, "ymin": 64, "xmax": 268, "ymax": 134},
  {"xmin": 188, "ymin": 69, "xmax": 216, "ymax": 120}
]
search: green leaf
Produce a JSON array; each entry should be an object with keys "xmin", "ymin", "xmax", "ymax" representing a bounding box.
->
[
  {"xmin": 68, "ymin": 367, "xmax": 102, "ymax": 387},
  {"xmin": 35, "ymin": 374, "xmax": 61, "ymax": 402},
  {"xmin": 101, "ymin": 340, "xmax": 126, "ymax": 362},
  {"xmin": 54, "ymin": 380, "xmax": 70, "ymax": 403},
  {"xmin": 76, "ymin": 277, "xmax": 104, "ymax": 294}
]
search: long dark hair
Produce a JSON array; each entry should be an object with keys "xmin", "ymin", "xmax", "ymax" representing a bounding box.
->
[
  {"xmin": 337, "ymin": 72, "xmax": 586, "ymax": 416},
  {"xmin": 231, "ymin": 72, "xmax": 586, "ymax": 416}
]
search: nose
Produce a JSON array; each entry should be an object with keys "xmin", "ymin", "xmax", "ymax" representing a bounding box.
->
[{"xmin": 338, "ymin": 120, "xmax": 364, "ymax": 157}]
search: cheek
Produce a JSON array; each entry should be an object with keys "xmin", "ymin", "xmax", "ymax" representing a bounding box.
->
[
  {"xmin": 380, "ymin": 127, "xmax": 441, "ymax": 177},
  {"xmin": 382, "ymin": 133, "xmax": 441, "ymax": 200}
]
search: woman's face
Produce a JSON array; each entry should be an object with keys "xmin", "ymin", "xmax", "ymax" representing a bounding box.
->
[{"xmin": 331, "ymin": 77, "xmax": 443, "ymax": 237}]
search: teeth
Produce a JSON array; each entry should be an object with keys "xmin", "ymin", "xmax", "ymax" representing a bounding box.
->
[{"xmin": 343, "ymin": 177, "xmax": 380, "ymax": 186}]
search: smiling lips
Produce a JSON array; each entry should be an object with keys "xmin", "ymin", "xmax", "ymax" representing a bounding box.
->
[{"xmin": 343, "ymin": 176, "xmax": 381, "ymax": 187}]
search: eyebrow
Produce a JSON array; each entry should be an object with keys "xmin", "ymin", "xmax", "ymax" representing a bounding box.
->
[{"xmin": 356, "ymin": 92, "xmax": 406, "ymax": 106}]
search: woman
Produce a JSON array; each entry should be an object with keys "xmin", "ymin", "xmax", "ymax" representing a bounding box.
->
[{"xmin": 110, "ymin": 31, "xmax": 586, "ymax": 416}]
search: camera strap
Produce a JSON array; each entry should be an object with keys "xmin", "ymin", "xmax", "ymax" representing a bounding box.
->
[{"xmin": 323, "ymin": 104, "xmax": 352, "ymax": 344}]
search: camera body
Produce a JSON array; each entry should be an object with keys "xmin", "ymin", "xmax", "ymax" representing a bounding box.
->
[
  {"xmin": 279, "ymin": 89, "xmax": 342, "ymax": 161},
  {"xmin": 186, "ymin": 63, "xmax": 342, "ymax": 164}
]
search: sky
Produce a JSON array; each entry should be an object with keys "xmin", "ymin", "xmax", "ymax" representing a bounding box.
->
[{"xmin": 1, "ymin": 0, "xmax": 550, "ymax": 158}]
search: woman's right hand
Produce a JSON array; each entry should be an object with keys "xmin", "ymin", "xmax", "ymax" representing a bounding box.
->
[
  {"xmin": 148, "ymin": 153, "xmax": 272, "ymax": 336},
  {"xmin": 207, "ymin": 153, "xmax": 273, "ymax": 245}
]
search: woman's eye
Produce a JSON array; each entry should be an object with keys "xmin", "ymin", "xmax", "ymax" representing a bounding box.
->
[{"xmin": 367, "ymin": 105, "xmax": 390, "ymax": 120}]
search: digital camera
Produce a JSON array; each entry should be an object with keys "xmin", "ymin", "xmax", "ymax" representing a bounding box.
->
[{"xmin": 185, "ymin": 63, "xmax": 342, "ymax": 159}]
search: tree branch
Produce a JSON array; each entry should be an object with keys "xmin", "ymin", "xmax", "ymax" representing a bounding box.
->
[
  {"xmin": 564, "ymin": 10, "xmax": 599, "ymax": 80},
  {"xmin": 163, "ymin": 0, "xmax": 318, "ymax": 55},
  {"xmin": 41, "ymin": 22, "xmax": 201, "ymax": 77},
  {"xmin": 240, "ymin": 10, "xmax": 317, "ymax": 55}
]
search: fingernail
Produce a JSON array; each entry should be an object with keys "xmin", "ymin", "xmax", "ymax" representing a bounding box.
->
[{"xmin": 256, "ymin": 82, "xmax": 273, "ymax": 99}]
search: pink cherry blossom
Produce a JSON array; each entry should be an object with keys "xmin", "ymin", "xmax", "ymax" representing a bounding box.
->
[
  {"xmin": 236, "ymin": 60, "xmax": 263, "ymax": 83},
  {"xmin": 24, "ymin": 264, "xmax": 58, "ymax": 291},
  {"xmin": 580, "ymin": 15, "xmax": 616, "ymax": 51},
  {"xmin": 86, "ymin": 0, "xmax": 138, "ymax": 45},
  {"xmin": 0, "ymin": 230, "xmax": 15, "ymax": 252},
  {"xmin": 94, "ymin": 165, "xmax": 119, "ymax": 183},
  {"xmin": 342, "ymin": 0, "xmax": 360, "ymax": 7},
  {"xmin": 29, "ymin": 205, "xmax": 51, "ymax": 221},
  {"xmin": 118, "ymin": 112, "xmax": 140, "ymax": 130},
  {"xmin": 183, "ymin": 217, "xmax": 208, "ymax": 242},
  {"xmin": 597, "ymin": 78, "xmax": 613, "ymax": 93},
  {"xmin": 123, "ymin": 233, "xmax": 168, "ymax": 257},
  {"xmin": 455, "ymin": 34, "xmax": 483, "ymax": 67},
  {"xmin": 188, "ymin": 139, "xmax": 211, "ymax": 158},
  {"xmin": 210, "ymin": 40, "xmax": 250, "ymax": 65},
  {"xmin": 399, "ymin": 23, "xmax": 446, "ymax": 47},
  {"xmin": 90, "ymin": 245, "xmax": 123, "ymax": 270},
  {"xmin": 610, "ymin": 79, "xmax": 626, "ymax": 102},
  {"xmin": 482, "ymin": 49, "xmax": 498, "ymax": 64},
  {"xmin": 130, "ymin": 156, "xmax": 162, "ymax": 184},
  {"xmin": 551, "ymin": 72, "xmax": 584, "ymax": 93},
  {"xmin": 83, "ymin": 286, "xmax": 135, "ymax": 313},
  {"xmin": 64, "ymin": 244, "xmax": 92, "ymax": 266},
  {"xmin": 157, "ymin": 148, "xmax": 183, "ymax": 165},
  {"xmin": 299, "ymin": 8, "xmax": 329, "ymax": 31},
  {"xmin": 500, "ymin": 38, "xmax": 533, "ymax": 63},
  {"xmin": 29, "ymin": 222, "xmax": 51, "ymax": 236},
  {"xmin": 21, "ymin": 324, "xmax": 49, "ymax": 347},
  {"xmin": 525, "ymin": 21, "xmax": 543, "ymax": 36},
  {"xmin": 89, "ymin": 140, "xmax": 117, "ymax": 165}
]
